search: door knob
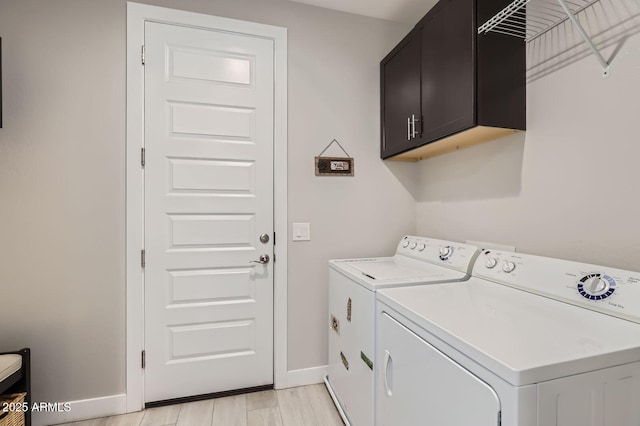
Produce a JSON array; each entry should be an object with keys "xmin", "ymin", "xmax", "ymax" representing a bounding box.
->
[{"xmin": 251, "ymin": 254, "xmax": 270, "ymax": 264}]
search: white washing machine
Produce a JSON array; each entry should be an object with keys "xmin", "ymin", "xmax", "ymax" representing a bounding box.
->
[
  {"xmin": 376, "ymin": 250, "xmax": 640, "ymax": 426},
  {"xmin": 325, "ymin": 236, "xmax": 480, "ymax": 426}
]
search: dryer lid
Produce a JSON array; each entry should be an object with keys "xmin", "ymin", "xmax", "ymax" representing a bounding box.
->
[{"xmin": 378, "ymin": 279, "xmax": 640, "ymax": 386}]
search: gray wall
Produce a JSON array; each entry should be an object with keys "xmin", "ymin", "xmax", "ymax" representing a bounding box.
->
[
  {"xmin": 0, "ymin": 0, "xmax": 414, "ymax": 403},
  {"xmin": 416, "ymin": 4, "xmax": 640, "ymax": 271}
]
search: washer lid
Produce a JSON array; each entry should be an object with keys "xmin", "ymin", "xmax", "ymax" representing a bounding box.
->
[
  {"xmin": 348, "ymin": 260, "xmax": 445, "ymax": 280},
  {"xmin": 378, "ymin": 279, "xmax": 640, "ymax": 386},
  {"xmin": 330, "ymin": 256, "xmax": 468, "ymax": 291}
]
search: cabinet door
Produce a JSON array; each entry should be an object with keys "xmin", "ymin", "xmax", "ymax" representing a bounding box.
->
[
  {"xmin": 380, "ymin": 29, "xmax": 421, "ymax": 159},
  {"xmin": 376, "ymin": 312, "xmax": 501, "ymax": 426},
  {"xmin": 421, "ymin": 0, "xmax": 475, "ymax": 143}
]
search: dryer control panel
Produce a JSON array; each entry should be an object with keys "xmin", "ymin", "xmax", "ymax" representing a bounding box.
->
[
  {"xmin": 473, "ymin": 250, "xmax": 640, "ymax": 324},
  {"xmin": 396, "ymin": 236, "xmax": 480, "ymax": 275}
]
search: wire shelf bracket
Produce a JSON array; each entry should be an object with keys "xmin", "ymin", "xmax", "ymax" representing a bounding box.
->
[{"xmin": 478, "ymin": 0, "xmax": 611, "ymax": 77}]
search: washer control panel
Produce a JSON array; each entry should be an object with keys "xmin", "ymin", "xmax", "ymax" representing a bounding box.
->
[
  {"xmin": 473, "ymin": 250, "xmax": 640, "ymax": 323},
  {"xmin": 439, "ymin": 245, "xmax": 453, "ymax": 261},
  {"xmin": 396, "ymin": 236, "xmax": 480, "ymax": 274},
  {"xmin": 485, "ymin": 257, "xmax": 498, "ymax": 269}
]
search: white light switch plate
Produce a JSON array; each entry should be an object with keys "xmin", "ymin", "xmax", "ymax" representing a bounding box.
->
[{"xmin": 292, "ymin": 223, "xmax": 311, "ymax": 241}]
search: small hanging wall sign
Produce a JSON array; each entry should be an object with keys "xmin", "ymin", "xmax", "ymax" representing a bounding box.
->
[{"xmin": 315, "ymin": 139, "xmax": 354, "ymax": 176}]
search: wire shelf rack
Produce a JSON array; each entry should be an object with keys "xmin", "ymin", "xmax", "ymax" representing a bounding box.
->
[
  {"xmin": 478, "ymin": 0, "xmax": 600, "ymax": 41},
  {"xmin": 477, "ymin": 0, "xmax": 614, "ymax": 76}
]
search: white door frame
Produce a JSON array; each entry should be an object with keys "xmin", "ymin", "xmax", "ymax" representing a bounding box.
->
[{"xmin": 125, "ymin": 2, "xmax": 288, "ymax": 412}]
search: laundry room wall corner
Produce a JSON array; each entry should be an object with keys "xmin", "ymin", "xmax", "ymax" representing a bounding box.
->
[{"xmin": 416, "ymin": 25, "xmax": 640, "ymax": 271}]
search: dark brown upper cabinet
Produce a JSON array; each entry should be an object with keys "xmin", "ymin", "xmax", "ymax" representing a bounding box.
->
[
  {"xmin": 380, "ymin": 29, "xmax": 421, "ymax": 158},
  {"xmin": 380, "ymin": 0, "xmax": 525, "ymax": 161}
]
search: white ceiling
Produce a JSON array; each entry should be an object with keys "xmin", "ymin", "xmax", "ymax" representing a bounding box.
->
[{"xmin": 287, "ymin": 0, "xmax": 439, "ymax": 25}]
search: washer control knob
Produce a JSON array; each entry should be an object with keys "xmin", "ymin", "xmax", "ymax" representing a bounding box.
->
[
  {"xmin": 439, "ymin": 246, "xmax": 452, "ymax": 260},
  {"xmin": 485, "ymin": 257, "xmax": 498, "ymax": 269},
  {"xmin": 410, "ymin": 242, "xmax": 417, "ymax": 250},
  {"xmin": 402, "ymin": 240, "xmax": 409, "ymax": 248},
  {"xmin": 417, "ymin": 243, "xmax": 426, "ymax": 252},
  {"xmin": 502, "ymin": 261, "xmax": 516, "ymax": 273}
]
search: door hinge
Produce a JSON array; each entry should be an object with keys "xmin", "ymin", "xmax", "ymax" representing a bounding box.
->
[
  {"xmin": 141, "ymin": 249, "xmax": 145, "ymax": 268},
  {"xmin": 273, "ymin": 232, "xmax": 276, "ymax": 246},
  {"xmin": 141, "ymin": 350, "xmax": 146, "ymax": 369},
  {"xmin": 497, "ymin": 411, "xmax": 502, "ymax": 426},
  {"xmin": 141, "ymin": 45, "xmax": 145, "ymax": 65},
  {"xmin": 141, "ymin": 147, "xmax": 145, "ymax": 167}
]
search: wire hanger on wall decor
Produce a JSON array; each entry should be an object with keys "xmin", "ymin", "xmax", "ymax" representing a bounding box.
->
[{"xmin": 315, "ymin": 139, "xmax": 354, "ymax": 176}]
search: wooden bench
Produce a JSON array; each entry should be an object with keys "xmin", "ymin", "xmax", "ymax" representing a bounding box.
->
[{"xmin": 0, "ymin": 348, "xmax": 31, "ymax": 426}]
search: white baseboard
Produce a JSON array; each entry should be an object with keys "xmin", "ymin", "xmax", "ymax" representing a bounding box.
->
[
  {"xmin": 33, "ymin": 393, "xmax": 126, "ymax": 426},
  {"xmin": 284, "ymin": 365, "xmax": 328, "ymax": 388}
]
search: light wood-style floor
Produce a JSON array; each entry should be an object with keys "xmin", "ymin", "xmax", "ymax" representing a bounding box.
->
[{"xmin": 56, "ymin": 384, "xmax": 344, "ymax": 426}]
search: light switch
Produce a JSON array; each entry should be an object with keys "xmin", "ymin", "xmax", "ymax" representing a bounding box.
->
[{"xmin": 292, "ymin": 223, "xmax": 311, "ymax": 241}]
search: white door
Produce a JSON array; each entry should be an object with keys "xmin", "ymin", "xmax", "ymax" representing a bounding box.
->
[
  {"xmin": 143, "ymin": 21, "xmax": 275, "ymax": 403},
  {"xmin": 377, "ymin": 312, "xmax": 501, "ymax": 426}
]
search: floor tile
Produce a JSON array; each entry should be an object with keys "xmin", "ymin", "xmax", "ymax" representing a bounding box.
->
[
  {"xmin": 211, "ymin": 394, "xmax": 246, "ymax": 426},
  {"xmin": 276, "ymin": 387, "xmax": 317, "ymax": 426},
  {"xmin": 246, "ymin": 390, "xmax": 278, "ymax": 412},
  {"xmin": 140, "ymin": 404, "xmax": 181, "ymax": 426},
  {"xmin": 176, "ymin": 399, "xmax": 214, "ymax": 426},
  {"xmin": 104, "ymin": 411, "xmax": 146, "ymax": 426},
  {"xmin": 51, "ymin": 384, "xmax": 336, "ymax": 426},
  {"xmin": 247, "ymin": 407, "xmax": 283, "ymax": 426},
  {"xmin": 304, "ymin": 384, "xmax": 343, "ymax": 426}
]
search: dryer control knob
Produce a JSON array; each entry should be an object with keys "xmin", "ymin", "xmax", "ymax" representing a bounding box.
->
[
  {"xmin": 577, "ymin": 273, "xmax": 616, "ymax": 300},
  {"xmin": 402, "ymin": 240, "xmax": 409, "ymax": 248},
  {"xmin": 502, "ymin": 261, "xmax": 516, "ymax": 273},
  {"xmin": 410, "ymin": 242, "xmax": 417, "ymax": 250},
  {"xmin": 485, "ymin": 257, "xmax": 498, "ymax": 269},
  {"xmin": 417, "ymin": 243, "xmax": 426, "ymax": 252},
  {"xmin": 586, "ymin": 275, "xmax": 607, "ymax": 293}
]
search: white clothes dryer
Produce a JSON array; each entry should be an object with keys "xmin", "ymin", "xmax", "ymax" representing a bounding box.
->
[
  {"xmin": 376, "ymin": 250, "xmax": 640, "ymax": 426},
  {"xmin": 325, "ymin": 236, "xmax": 480, "ymax": 426}
]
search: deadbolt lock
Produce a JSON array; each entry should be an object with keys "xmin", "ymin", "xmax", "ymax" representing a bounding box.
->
[{"xmin": 260, "ymin": 233, "xmax": 270, "ymax": 244}]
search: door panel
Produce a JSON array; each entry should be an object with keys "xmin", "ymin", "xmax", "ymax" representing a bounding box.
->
[
  {"xmin": 377, "ymin": 311, "xmax": 500, "ymax": 426},
  {"xmin": 380, "ymin": 29, "xmax": 421, "ymax": 159},
  {"xmin": 421, "ymin": 0, "xmax": 475, "ymax": 142},
  {"xmin": 168, "ymin": 46, "xmax": 253, "ymax": 86},
  {"xmin": 170, "ymin": 102, "xmax": 255, "ymax": 139},
  {"xmin": 168, "ymin": 158, "xmax": 255, "ymax": 193},
  {"xmin": 144, "ymin": 21, "xmax": 274, "ymax": 402}
]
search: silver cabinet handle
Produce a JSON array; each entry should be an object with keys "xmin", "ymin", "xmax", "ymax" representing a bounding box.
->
[
  {"xmin": 411, "ymin": 114, "xmax": 420, "ymax": 139},
  {"xmin": 407, "ymin": 117, "xmax": 411, "ymax": 141},
  {"xmin": 251, "ymin": 254, "xmax": 270, "ymax": 264}
]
